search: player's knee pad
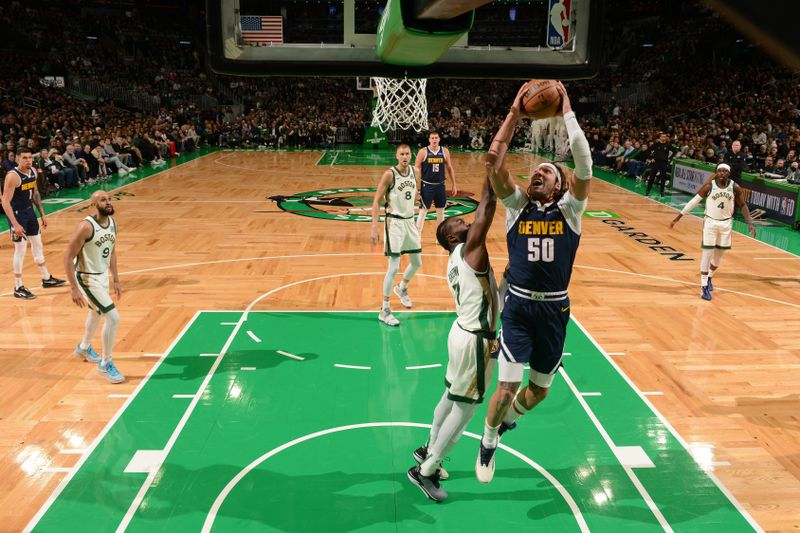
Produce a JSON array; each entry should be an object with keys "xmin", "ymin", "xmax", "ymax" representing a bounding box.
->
[
  {"xmin": 700, "ymin": 248, "xmax": 713, "ymax": 272},
  {"xmin": 29, "ymin": 234, "xmax": 45, "ymax": 264}
]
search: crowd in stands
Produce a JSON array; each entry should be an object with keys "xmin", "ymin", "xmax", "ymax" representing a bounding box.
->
[{"xmin": 2, "ymin": 0, "xmax": 800, "ymax": 196}]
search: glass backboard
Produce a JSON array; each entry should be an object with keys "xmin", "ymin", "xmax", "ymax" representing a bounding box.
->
[{"xmin": 207, "ymin": 0, "xmax": 604, "ymax": 79}]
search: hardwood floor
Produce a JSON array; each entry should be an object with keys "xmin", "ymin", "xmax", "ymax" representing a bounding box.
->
[{"xmin": 1, "ymin": 150, "xmax": 798, "ymax": 531}]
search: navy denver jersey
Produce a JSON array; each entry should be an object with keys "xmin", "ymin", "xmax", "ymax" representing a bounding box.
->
[
  {"xmin": 10, "ymin": 168, "xmax": 37, "ymax": 212},
  {"xmin": 421, "ymin": 147, "xmax": 446, "ymax": 185},
  {"xmin": 503, "ymin": 188, "xmax": 586, "ymax": 294}
]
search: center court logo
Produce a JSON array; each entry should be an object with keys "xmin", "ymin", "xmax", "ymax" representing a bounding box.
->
[{"xmin": 269, "ymin": 187, "xmax": 478, "ymax": 222}]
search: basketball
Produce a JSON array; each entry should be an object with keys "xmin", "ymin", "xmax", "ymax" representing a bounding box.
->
[{"xmin": 520, "ymin": 79, "xmax": 562, "ymax": 119}]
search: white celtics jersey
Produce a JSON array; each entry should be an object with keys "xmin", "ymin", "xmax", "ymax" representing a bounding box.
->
[
  {"xmin": 385, "ymin": 166, "xmax": 417, "ymax": 219},
  {"xmin": 75, "ymin": 216, "xmax": 116, "ymax": 274},
  {"xmin": 447, "ymin": 243, "xmax": 499, "ymax": 333},
  {"xmin": 705, "ymin": 179, "xmax": 735, "ymax": 220}
]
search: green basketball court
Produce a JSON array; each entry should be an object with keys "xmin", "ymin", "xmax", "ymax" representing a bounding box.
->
[{"xmin": 28, "ymin": 311, "xmax": 758, "ymax": 532}]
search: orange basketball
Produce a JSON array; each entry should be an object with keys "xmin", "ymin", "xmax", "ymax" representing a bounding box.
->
[{"xmin": 520, "ymin": 79, "xmax": 562, "ymax": 119}]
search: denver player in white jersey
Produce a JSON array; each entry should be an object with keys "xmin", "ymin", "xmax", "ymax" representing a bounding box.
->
[
  {"xmin": 371, "ymin": 144, "xmax": 423, "ymax": 326},
  {"xmin": 64, "ymin": 191, "xmax": 125, "ymax": 383},
  {"xmin": 406, "ymin": 174, "xmax": 498, "ymax": 502},
  {"xmin": 670, "ymin": 163, "xmax": 756, "ymax": 300}
]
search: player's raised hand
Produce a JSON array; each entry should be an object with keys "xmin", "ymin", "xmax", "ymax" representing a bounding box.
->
[
  {"xmin": 555, "ymin": 81, "xmax": 573, "ymax": 115},
  {"xmin": 510, "ymin": 83, "xmax": 528, "ymax": 118}
]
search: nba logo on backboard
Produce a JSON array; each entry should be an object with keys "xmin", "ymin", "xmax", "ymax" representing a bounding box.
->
[{"xmin": 547, "ymin": 0, "xmax": 571, "ymax": 49}]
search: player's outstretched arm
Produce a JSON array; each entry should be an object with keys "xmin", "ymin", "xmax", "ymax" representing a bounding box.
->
[
  {"xmin": 670, "ymin": 180, "xmax": 712, "ymax": 227},
  {"xmin": 556, "ymin": 82, "xmax": 592, "ymax": 201},
  {"xmin": 64, "ymin": 221, "xmax": 93, "ymax": 308},
  {"xmin": 371, "ymin": 170, "xmax": 393, "ymax": 245},
  {"xmin": 463, "ymin": 174, "xmax": 497, "ymax": 273},
  {"xmin": 485, "ymin": 84, "xmax": 527, "ymax": 199},
  {"xmin": 734, "ymin": 183, "xmax": 757, "ymax": 238}
]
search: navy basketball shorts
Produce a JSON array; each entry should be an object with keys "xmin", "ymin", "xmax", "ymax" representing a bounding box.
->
[
  {"xmin": 8, "ymin": 207, "xmax": 40, "ymax": 241},
  {"xmin": 421, "ymin": 183, "xmax": 447, "ymax": 209},
  {"xmin": 497, "ymin": 292, "xmax": 570, "ymax": 380}
]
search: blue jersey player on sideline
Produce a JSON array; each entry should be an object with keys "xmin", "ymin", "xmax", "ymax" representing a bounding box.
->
[
  {"xmin": 1, "ymin": 147, "xmax": 65, "ymax": 299},
  {"xmin": 414, "ymin": 131, "xmax": 457, "ymax": 235},
  {"xmin": 475, "ymin": 82, "xmax": 593, "ymax": 483}
]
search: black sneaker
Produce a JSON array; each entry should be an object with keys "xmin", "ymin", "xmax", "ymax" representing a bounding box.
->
[
  {"xmin": 14, "ymin": 286, "xmax": 36, "ymax": 300},
  {"xmin": 42, "ymin": 276, "xmax": 67, "ymax": 288},
  {"xmin": 413, "ymin": 445, "xmax": 428, "ymax": 464},
  {"xmin": 407, "ymin": 466, "xmax": 448, "ymax": 502},
  {"xmin": 412, "ymin": 444, "xmax": 449, "ymax": 480},
  {"xmin": 498, "ymin": 421, "xmax": 517, "ymax": 437}
]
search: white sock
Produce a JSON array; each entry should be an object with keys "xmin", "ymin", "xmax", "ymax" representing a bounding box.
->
[
  {"xmin": 701, "ymin": 274, "xmax": 709, "ymax": 287},
  {"xmin": 13, "ymin": 241, "xmax": 26, "ymax": 286},
  {"xmin": 709, "ymin": 264, "xmax": 716, "ymax": 278},
  {"xmin": 427, "ymin": 391, "xmax": 454, "ymax": 450},
  {"xmin": 482, "ymin": 419, "xmax": 501, "ymax": 448},
  {"xmin": 383, "ymin": 256, "xmax": 400, "ymax": 299},
  {"xmin": 381, "ymin": 300, "xmax": 391, "ymax": 311},
  {"xmin": 101, "ymin": 308, "xmax": 120, "ymax": 363},
  {"xmin": 81, "ymin": 309, "xmax": 102, "ymax": 350},
  {"xmin": 421, "ymin": 402, "xmax": 477, "ymax": 476},
  {"xmin": 399, "ymin": 279, "xmax": 409, "ymax": 291}
]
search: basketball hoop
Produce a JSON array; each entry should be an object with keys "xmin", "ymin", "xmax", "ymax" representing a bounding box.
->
[{"xmin": 370, "ymin": 77, "xmax": 429, "ymax": 133}]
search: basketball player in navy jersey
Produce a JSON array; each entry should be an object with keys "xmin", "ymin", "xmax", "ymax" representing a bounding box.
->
[
  {"xmin": 414, "ymin": 131, "xmax": 457, "ymax": 234},
  {"xmin": 475, "ymin": 82, "xmax": 593, "ymax": 483},
  {"xmin": 2, "ymin": 147, "xmax": 65, "ymax": 299}
]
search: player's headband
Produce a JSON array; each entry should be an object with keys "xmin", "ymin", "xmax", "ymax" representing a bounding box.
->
[
  {"xmin": 538, "ymin": 163, "xmax": 562, "ymax": 185},
  {"xmin": 716, "ymin": 163, "xmax": 731, "ymax": 172}
]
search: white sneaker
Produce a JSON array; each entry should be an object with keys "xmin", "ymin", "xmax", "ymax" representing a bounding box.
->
[
  {"xmin": 393, "ymin": 284, "xmax": 413, "ymax": 308},
  {"xmin": 378, "ymin": 308, "xmax": 400, "ymax": 326},
  {"xmin": 475, "ymin": 441, "xmax": 497, "ymax": 483},
  {"xmin": 118, "ymin": 168, "xmax": 128, "ymax": 175}
]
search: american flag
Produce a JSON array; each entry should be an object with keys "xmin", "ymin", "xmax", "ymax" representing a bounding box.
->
[{"xmin": 240, "ymin": 15, "xmax": 283, "ymax": 44}]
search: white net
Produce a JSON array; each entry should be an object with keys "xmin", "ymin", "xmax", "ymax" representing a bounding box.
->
[
  {"xmin": 370, "ymin": 77, "xmax": 429, "ymax": 133},
  {"xmin": 528, "ymin": 116, "xmax": 570, "ymax": 159}
]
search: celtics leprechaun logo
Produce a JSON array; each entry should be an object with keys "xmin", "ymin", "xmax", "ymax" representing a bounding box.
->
[{"xmin": 268, "ymin": 187, "xmax": 478, "ymax": 222}]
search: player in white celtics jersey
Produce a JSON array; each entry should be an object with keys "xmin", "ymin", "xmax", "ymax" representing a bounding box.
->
[
  {"xmin": 406, "ymin": 174, "xmax": 498, "ymax": 502},
  {"xmin": 370, "ymin": 144, "xmax": 423, "ymax": 326},
  {"xmin": 64, "ymin": 191, "xmax": 125, "ymax": 383},
  {"xmin": 671, "ymin": 163, "xmax": 756, "ymax": 300}
]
